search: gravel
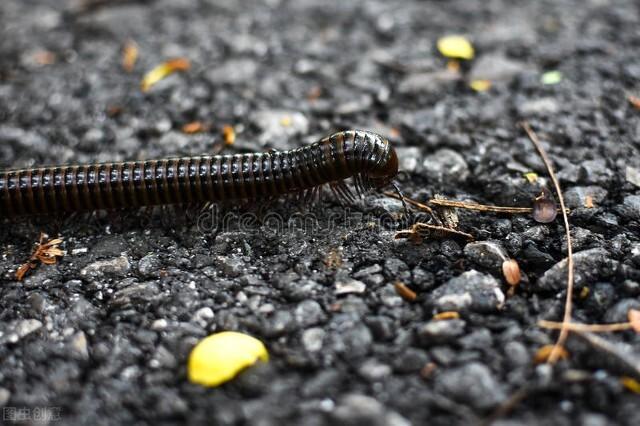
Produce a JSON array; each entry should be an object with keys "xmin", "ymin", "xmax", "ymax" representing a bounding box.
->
[{"xmin": 1, "ymin": 0, "xmax": 639, "ymax": 425}]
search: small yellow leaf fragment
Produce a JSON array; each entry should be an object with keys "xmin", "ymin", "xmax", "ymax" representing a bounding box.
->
[
  {"xmin": 433, "ymin": 311, "xmax": 460, "ymax": 321},
  {"xmin": 541, "ymin": 71, "xmax": 562, "ymax": 85},
  {"xmin": 579, "ymin": 287, "xmax": 590, "ymax": 299},
  {"xmin": 584, "ymin": 195, "xmax": 594, "ymax": 208},
  {"xmin": 437, "ymin": 35, "xmax": 474, "ymax": 60},
  {"xmin": 188, "ymin": 331, "xmax": 268, "ymax": 387},
  {"xmin": 534, "ymin": 344, "xmax": 568, "ymax": 364},
  {"xmin": 141, "ymin": 58, "xmax": 191, "ymax": 92},
  {"xmin": 628, "ymin": 309, "xmax": 640, "ymax": 333},
  {"xmin": 222, "ymin": 125, "xmax": 236, "ymax": 145},
  {"xmin": 523, "ymin": 172, "xmax": 538, "ymax": 183},
  {"xmin": 446, "ymin": 60, "xmax": 460, "ymax": 72},
  {"xmin": 628, "ymin": 95, "xmax": 640, "ymax": 110},
  {"xmin": 470, "ymin": 79, "xmax": 491, "ymax": 92},
  {"xmin": 182, "ymin": 121, "xmax": 207, "ymax": 134},
  {"xmin": 621, "ymin": 376, "xmax": 640, "ymax": 393},
  {"xmin": 122, "ymin": 40, "xmax": 139, "ymax": 73},
  {"xmin": 502, "ymin": 259, "xmax": 521, "ymax": 286},
  {"xmin": 394, "ymin": 281, "xmax": 417, "ymax": 302}
]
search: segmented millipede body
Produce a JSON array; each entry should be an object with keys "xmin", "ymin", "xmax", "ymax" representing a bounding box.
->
[{"xmin": 0, "ymin": 130, "xmax": 399, "ymax": 217}]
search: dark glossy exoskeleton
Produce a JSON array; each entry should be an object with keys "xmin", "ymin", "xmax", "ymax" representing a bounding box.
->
[{"xmin": 0, "ymin": 130, "xmax": 398, "ymax": 217}]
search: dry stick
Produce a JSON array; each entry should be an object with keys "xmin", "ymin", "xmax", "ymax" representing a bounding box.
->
[
  {"xmin": 521, "ymin": 121, "xmax": 574, "ymax": 364},
  {"xmin": 538, "ymin": 320, "xmax": 633, "ymax": 332},
  {"xmin": 428, "ymin": 198, "xmax": 533, "ymax": 213}
]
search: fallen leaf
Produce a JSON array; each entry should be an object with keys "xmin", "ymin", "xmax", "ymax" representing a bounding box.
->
[
  {"xmin": 541, "ymin": 70, "xmax": 563, "ymax": 85},
  {"xmin": 628, "ymin": 94, "xmax": 640, "ymax": 110},
  {"xmin": 534, "ymin": 344, "xmax": 569, "ymax": 364},
  {"xmin": 122, "ymin": 40, "xmax": 138, "ymax": 73},
  {"xmin": 182, "ymin": 121, "xmax": 207, "ymax": 134},
  {"xmin": 222, "ymin": 125, "xmax": 236, "ymax": 146},
  {"xmin": 523, "ymin": 172, "xmax": 539, "ymax": 183},
  {"xmin": 579, "ymin": 287, "xmax": 590, "ymax": 299},
  {"xmin": 188, "ymin": 331, "xmax": 268, "ymax": 387},
  {"xmin": 502, "ymin": 259, "xmax": 521, "ymax": 286},
  {"xmin": 394, "ymin": 281, "xmax": 417, "ymax": 302},
  {"xmin": 141, "ymin": 58, "xmax": 190, "ymax": 92},
  {"xmin": 433, "ymin": 311, "xmax": 460, "ymax": 321},
  {"xmin": 437, "ymin": 35, "xmax": 474, "ymax": 60},
  {"xmin": 621, "ymin": 376, "xmax": 640, "ymax": 393},
  {"xmin": 470, "ymin": 79, "xmax": 491, "ymax": 92}
]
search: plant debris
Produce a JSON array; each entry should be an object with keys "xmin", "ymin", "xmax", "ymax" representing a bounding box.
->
[
  {"xmin": 522, "ymin": 121, "xmax": 575, "ymax": 365},
  {"xmin": 502, "ymin": 259, "xmax": 521, "ymax": 287},
  {"xmin": 140, "ymin": 58, "xmax": 190, "ymax": 92},
  {"xmin": 541, "ymin": 70, "xmax": 563, "ymax": 85},
  {"xmin": 16, "ymin": 233, "xmax": 64, "ymax": 281},
  {"xmin": 394, "ymin": 281, "xmax": 417, "ymax": 301},
  {"xmin": 188, "ymin": 331, "xmax": 269, "ymax": 387},
  {"xmin": 534, "ymin": 344, "xmax": 569, "ymax": 364},
  {"xmin": 181, "ymin": 121, "xmax": 208, "ymax": 134},
  {"xmin": 122, "ymin": 39, "xmax": 138, "ymax": 73},
  {"xmin": 437, "ymin": 35, "xmax": 474, "ymax": 60}
]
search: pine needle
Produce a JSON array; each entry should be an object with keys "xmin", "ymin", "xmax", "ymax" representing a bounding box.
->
[{"xmin": 521, "ymin": 121, "xmax": 574, "ymax": 364}]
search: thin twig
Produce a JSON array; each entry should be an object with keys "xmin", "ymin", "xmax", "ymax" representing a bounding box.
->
[
  {"xmin": 521, "ymin": 121, "xmax": 574, "ymax": 364},
  {"xmin": 383, "ymin": 191, "xmax": 437, "ymax": 215},
  {"xmin": 428, "ymin": 198, "xmax": 533, "ymax": 213},
  {"xmin": 538, "ymin": 320, "xmax": 633, "ymax": 332}
]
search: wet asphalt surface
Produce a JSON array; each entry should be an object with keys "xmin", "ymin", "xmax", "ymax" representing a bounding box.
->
[{"xmin": 1, "ymin": 0, "xmax": 640, "ymax": 425}]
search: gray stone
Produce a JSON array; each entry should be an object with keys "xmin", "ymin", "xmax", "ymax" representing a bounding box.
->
[
  {"xmin": 137, "ymin": 254, "xmax": 162, "ymax": 278},
  {"xmin": 536, "ymin": 248, "xmax": 619, "ymax": 291},
  {"xmin": 435, "ymin": 362, "xmax": 506, "ymax": 410},
  {"xmin": 469, "ymin": 54, "xmax": 526, "ymax": 83},
  {"xmin": 251, "ymin": 110, "xmax": 309, "ymax": 150},
  {"xmin": 0, "ymin": 319, "xmax": 43, "ymax": 344},
  {"xmin": 518, "ymin": 97, "xmax": 560, "ymax": 115},
  {"xmin": 81, "ymin": 256, "xmax": 131, "ymax": 278},
  {"xmin": 295, "ymin": 300, "xmax": 326, "ymax": 327},
  {"xmin": 464, "ymin": 241, "xmax": 508, "ymax": 269},
  {"xmin": 625, "ymin": 166, "xmax": 640, "ymax": 188},
  {"xmin": 358, "ymin": 359, "xmax": 392, "ymax": 381},
  {"xmin": 395, "ymin": 147, "xmax": 422, "ymax": 173},
  {"xmin": 418, "ymin": 319, "xmax": 467, "ymax": 344},
  {"xmin": 564, "ymin": 186, "xmax": 608, "ymax": 209},
  {"xmin": 217, "ymin": 255, "xmax": 245, "ymax": 277},
  {"xmin": 332, "ymin": 394, "xmax": 411, "ymax": 426},
  {"xmin": 302, "ymin": 327, "xmax": 325, "ymax": 352},
  {"xmin": 398, "ymin": 69, "xmax": 459, "ymax": 94},
  {"xmin": 426, "ymin": 271, "xmax": 505, "ymax": 313},
  {"xmin": 335, "ymin": 278, "xmax": 366, "ymax": 295},
  {"xmin": 422, "ymin": 149, "xmax": 470, "ymax": 183},
  {"xmin": 621, "ymin": 195, "xmax": 640, "ymax": 220}
]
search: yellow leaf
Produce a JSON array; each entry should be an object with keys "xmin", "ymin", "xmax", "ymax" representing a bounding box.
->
[
  {"xmin": 541, "ymin": 70, "xmax": 562, "ymax": 85},
  {"xmin": 470, "ymin": 79, "xmax": 491, "ymax": 92},
  {"xmin": 523, "ymin": 172, "xmax": 538, "ymax": 183},
  {"xmin": 621, "ymin": 376, "xmax": 640, "ymax": 393},
  {"xmin": 437, "ymin": 35, "xmax": 474, "ymax": 60},
  {"xmin": 188, "ymin": 331, "xmax": 268, "ymax": 387},
  {"xmin": 141, "ymin": 58, "xmax": 191, "ymax": 92}
]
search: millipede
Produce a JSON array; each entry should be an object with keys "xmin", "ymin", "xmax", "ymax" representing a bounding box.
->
[{"xmin": 0, "ymin": 130, "xmax": 399, "ymax": 217}]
